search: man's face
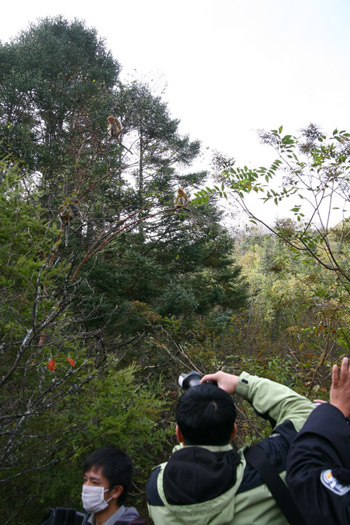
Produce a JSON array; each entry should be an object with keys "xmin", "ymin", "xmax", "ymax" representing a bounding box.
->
[
  {"xmin": 84, "ymin": 467, "xmax": 110, "ymax": 491},
  {"xmin": 83, "ymin": 466, "xmax": 123, "ymax": 510}
]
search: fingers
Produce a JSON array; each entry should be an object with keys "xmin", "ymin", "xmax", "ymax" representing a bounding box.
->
[
  {"xmin": 332, "ymin": 364, "xmax": 339, "ymax": 389},
  {"xmin": 330, "ymin": 357, "xmax": 350, "ymax": 418},
  {"xmin": 333, "ymin": 357, "xmax": 350, "ymax": 389},
  {"xmin": 200, "ymin": 371, "xmax": 238, "ymax": 394},
  {"xmin": 340, "ymin": 357, "xmax": 349, "ymax": 385},
  {"xmin": 201, "ymin": 372, "xmax": 221, "ymax": 383}
]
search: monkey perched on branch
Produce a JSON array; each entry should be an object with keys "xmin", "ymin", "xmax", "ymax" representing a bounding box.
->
[
  {"xmin": 107, "ymin": 115, "xmax": 123, "ymax": 142},
  {"xmin": 58, "ymin": 199, "xmax": 81, "ymax": 247},
  {"xmin": 174, "ymin": 188, "xmax": 189, "ymax": 208},
  {"xmin": 106, "ymin": 115, "xmax": 132, "ymax": 154}
]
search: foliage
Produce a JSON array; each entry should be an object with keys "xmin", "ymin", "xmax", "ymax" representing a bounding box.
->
[
  {"xmin": 211, "ymin": 125, "xmax": 350, "ymax": 283},
  {"xmin": 1, "ymin": 362, "xmax": 169, "ymax": 523},
  {"xmin": 0, "ymin": 16, "xmax": 119, "ymax": 176},
  {"xmin": 0, "ymin": 17, "xmax": 250, "ymax": 524},
  {"xmin": 6, "ymin": 18, "xmax": 347, "ymax": 525},
  {"xmin": 194, "ymin": 125, "xmax": 350, "ymax": 385},
  {"xmin": 225, "ymin": 230, "xmax": 348, "ymax": 397}
]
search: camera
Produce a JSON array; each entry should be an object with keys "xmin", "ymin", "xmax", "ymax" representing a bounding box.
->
[{"xmin": 178, "ymin": 371, "xmax": 217, "ymax": 390}]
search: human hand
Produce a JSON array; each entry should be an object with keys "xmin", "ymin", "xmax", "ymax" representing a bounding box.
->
[
  {"xmin": 330, "ymin": 357, "xmax": 350, "ymax": 418},
  {"xmin": 200, "ymin": 371, "xmax": 239, "ymax": 394}
]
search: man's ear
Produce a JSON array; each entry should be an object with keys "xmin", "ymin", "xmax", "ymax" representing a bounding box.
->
[
  {"xmin": 111, "ymin": 485, "xmax": 123, "ymax": 502},
  {"xmin": 230, "ymin": 423, "xmax": 237, "ymax": 442},
  {"xmin": 176, "ymin": 424, "xmax": 185, "ymax": 444}
]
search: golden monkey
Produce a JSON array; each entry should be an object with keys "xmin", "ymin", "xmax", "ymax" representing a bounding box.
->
[
  {"xmin": 174, "ymin": 188, "xmax": 189, "ymax": 208},
  {"xmin": 107, "ymin": 115, "xmax": 123, "ymax": 142},
  {"xmin": 58, "ymin": 199, "xmax": 81, "ymax": 247}
]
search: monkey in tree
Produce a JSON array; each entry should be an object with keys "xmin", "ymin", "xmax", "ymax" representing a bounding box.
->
[
  {"xmin": 58, "ymin": 199, "xmax": 81, "ymax": 247},
  {"xmin": 174, "ymin": 188, "xmax": 189, "ymax": 208},
  {"xmin": 107, "ymin": 115, "xmax": 123, "ymax": 142},
  {"xmin": 106, "ymin": 115, "xmax": 133, "ymax": 154}
]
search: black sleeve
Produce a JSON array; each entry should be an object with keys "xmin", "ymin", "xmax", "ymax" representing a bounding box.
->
[
  {"xmin": 146, "ymin": 466, "xmax": 164, "ymax": 506},
  {"xmin": 239, "ymin": 419, "xmax": 298, "ymax": 493},
  {"xmin": 286, "ymin": 403, "xmax": 350, "ymax": 525}
]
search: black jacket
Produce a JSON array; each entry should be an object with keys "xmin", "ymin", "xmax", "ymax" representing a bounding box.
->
[
  {"xmin": 286, "ymin": 403, "xmax": 350, "ymax": 525},
  {"xmin": 147, "ymin": 372, "xmax": 314, "ymax": 525}
]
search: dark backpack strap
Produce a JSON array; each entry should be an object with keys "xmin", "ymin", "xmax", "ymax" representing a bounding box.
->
[
  {"xmin": 81, "ymin": 513, "xmax": 90, "ymax": 525},
  {"xmin": 64, "ymin": 509, "xmax": 77, "ymax": 525},
  {"xmin": 40, "ymin": 508, "xmax": 85, "ymax": 525},
  {"xmin": 245, "ymin": 445, "xmax": 306, "ymax": 525}
]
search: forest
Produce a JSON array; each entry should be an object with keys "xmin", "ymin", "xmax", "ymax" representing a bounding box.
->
[{"xmin": 1, "ymin": 17, "xmax": 350, "ymax": 524}]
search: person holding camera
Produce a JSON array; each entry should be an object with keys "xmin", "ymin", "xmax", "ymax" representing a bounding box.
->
[
  {"xmin": 146, "ymin": 370, "xmax": 313, "ymax": 525},
  {"xmin": 286, "ymin": 357, "xmax": 350, "ymax": 525}
]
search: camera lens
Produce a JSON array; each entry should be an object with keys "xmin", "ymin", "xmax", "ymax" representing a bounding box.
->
[{"xmin": 178, "ymin": 371, "xmax": 202, "ymax": 389}]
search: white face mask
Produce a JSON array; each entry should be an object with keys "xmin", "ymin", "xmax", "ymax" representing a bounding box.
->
[{"xmin": 81, "ymin": 485, "xmax": 112, "ymax": 514}]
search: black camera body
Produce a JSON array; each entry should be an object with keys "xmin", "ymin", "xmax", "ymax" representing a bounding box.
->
[{"xmin": 178, "ymin": 371, "xmax": 217, "ymax": 390}]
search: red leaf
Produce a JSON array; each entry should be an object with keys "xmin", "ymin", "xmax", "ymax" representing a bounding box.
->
[
  {"xmin": 47, "ymin": 359, "xmax": 56, "ymax": 371},
  {"xmin": 66, "ymin": 357, "xmax": 75, "ymax": 367}
]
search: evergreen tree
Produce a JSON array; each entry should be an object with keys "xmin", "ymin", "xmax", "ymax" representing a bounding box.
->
[{"xmin": 0, "ymin": 18, "xmax": 248, "ymax": 522}]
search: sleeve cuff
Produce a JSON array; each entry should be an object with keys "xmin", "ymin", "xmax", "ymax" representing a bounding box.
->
[{"xmin": 236, "ymin": 371, "xmax": 251, "ymax": 399}]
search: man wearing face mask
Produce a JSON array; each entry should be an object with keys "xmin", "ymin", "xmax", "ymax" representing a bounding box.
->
[{"xmin": 81, "ymin": 446, "xmax": 146, "ymax": 525}]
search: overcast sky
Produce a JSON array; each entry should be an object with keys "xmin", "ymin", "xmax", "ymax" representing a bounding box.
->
[{"xmin": 1, "ymin": 0, "xmax": 350, "ymax": 225}]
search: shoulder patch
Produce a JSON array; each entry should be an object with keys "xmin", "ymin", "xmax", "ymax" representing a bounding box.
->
[{"xmin": 320, "ymin": 469, "xmax": 350, "ymax": 496}]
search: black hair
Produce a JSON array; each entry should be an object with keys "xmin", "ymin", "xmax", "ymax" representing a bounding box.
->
[
  {"xmin": 176, "ymin": 383, "xmax": 236, "ymax": 446},
  {"xmin": 83, "ymin": 446, "xmax": 133, "ymax": 505}
]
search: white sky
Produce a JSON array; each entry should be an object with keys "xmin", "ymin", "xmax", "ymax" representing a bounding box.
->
[{"xmin": 1, "ymin": 0, "xmax": 350, "ymax": 225}]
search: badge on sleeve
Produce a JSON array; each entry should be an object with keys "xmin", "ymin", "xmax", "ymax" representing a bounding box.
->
[{"xmin": 320, "ymin": 470, "xmax": 350, "ymax": 496}]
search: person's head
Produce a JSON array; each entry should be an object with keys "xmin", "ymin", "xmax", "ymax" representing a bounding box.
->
[
  {"xmin": 83, "ymin": 446, "xmax": 133, "ymax": 510},
  {"xmin": 176, "ymin": 383, "xmax": 237, "ymax": 446}
]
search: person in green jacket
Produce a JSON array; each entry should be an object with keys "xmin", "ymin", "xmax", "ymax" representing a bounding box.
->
[{"xmin": 146, "ymin": 370, "xmax": 313, "ymax": 525}]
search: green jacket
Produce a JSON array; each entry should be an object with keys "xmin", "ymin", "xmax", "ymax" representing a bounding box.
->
[{"xmin": 147, "ymin": 372, "xmax": 313, "ymax": 525}]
